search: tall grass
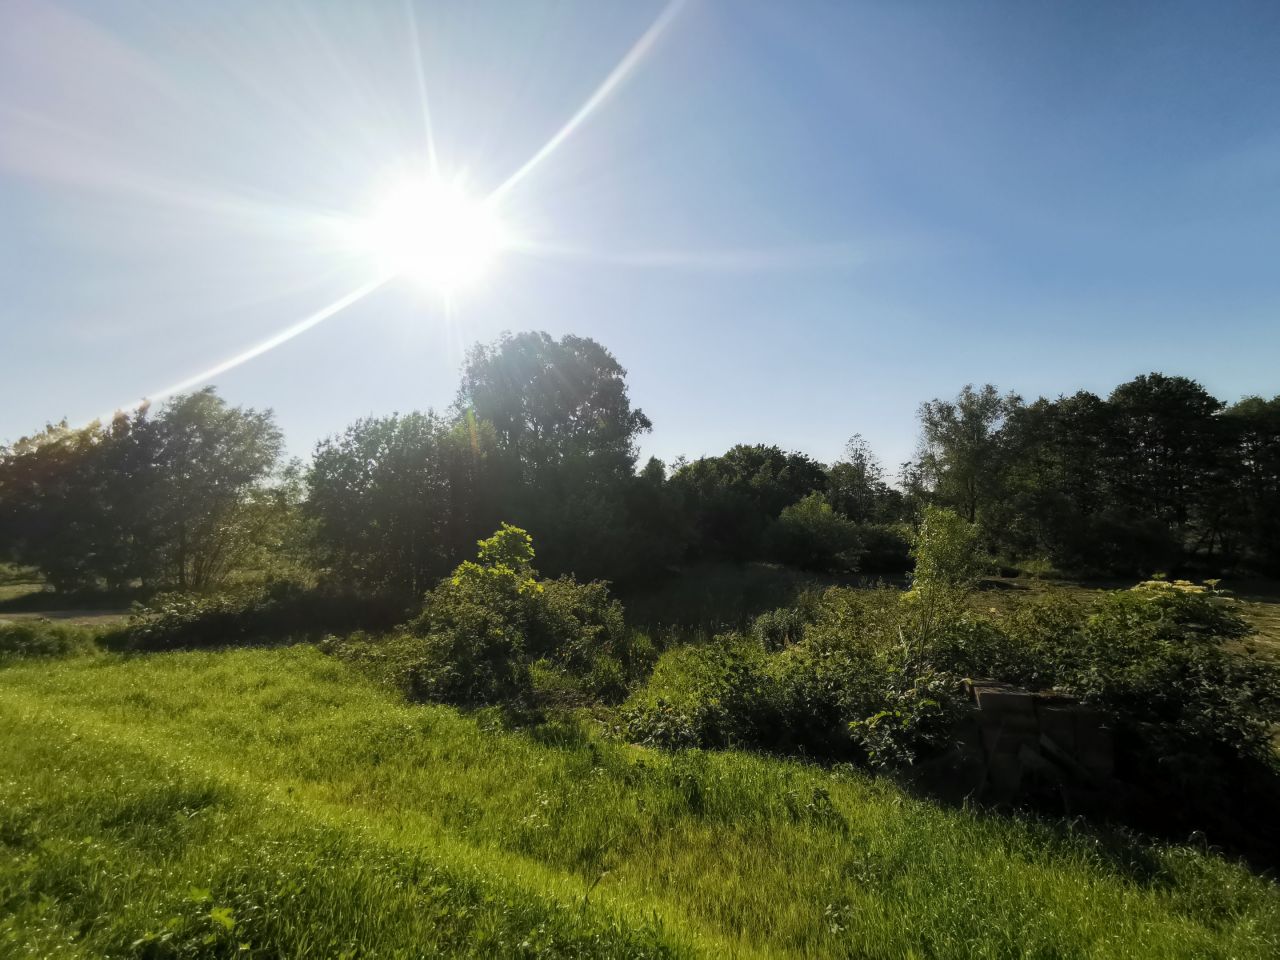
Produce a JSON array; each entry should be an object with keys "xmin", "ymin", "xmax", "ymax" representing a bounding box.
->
[{"xmin": 2, "ymin": 647, "xmax": 1278, "ymax": 958}]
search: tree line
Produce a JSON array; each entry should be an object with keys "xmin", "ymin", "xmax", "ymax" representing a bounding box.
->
[{"xmin": 2, "ymin": 330, "xmax": 1277, "ymax": 597}]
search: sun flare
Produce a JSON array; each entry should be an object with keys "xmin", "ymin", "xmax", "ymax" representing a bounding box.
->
[{"xmin": 355, "ymin": 176, "xmax": 509, "ymax": 294}]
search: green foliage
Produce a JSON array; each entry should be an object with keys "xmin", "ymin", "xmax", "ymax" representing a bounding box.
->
[
  {"xmin": 750, "ymin": 606, "xmax": 808, "ymax": 650},
  {"xmin": 622, "ymin": 636, "xmax": 777, "ymax": 750},
  {"xmin": 5, "ymin": 647, "xmax": 1279, "ymax": 957},
  {"xmin": 0, "ymin": 388, "xmax": 283, "ymax": 592},
  {"xmin": 916, "ymin": 384, "xmax": 1019, "ymax": 523},
  {"xmin": 918, "ymin": 375, "xmax": 1280, "ymax": 576},
  {"xmin": 825, "ymin": 434, "xmax": 905, "ymax": 524},
  {"xmin": 0, "ymin": 619, "xmax": 99, "ymax": 659},
  {"xmin": 625, "ymin": 576, "xmax": 1280, "ymax": 807},
  {"xmin": 671, "ymin": 444, "xmax": 828, "ymax": 561},
  {"xmin": 407, "ymin": 528, "xmax": 539, "ymax": 705},
  {"xmin": 909, "ymin": 505, "xmax": 985, "ymax": 594},
  {"xmin": 306, "ymin": 411, "xmax": 502, "ymax": 596},
  {"xmin": 125, "ymin": 581, "xmax": 404, "ymax": 651},
  {"xmin": 765, "ymin": 492, "xmax": 863, "ymax": 572},
  {"xmin": 454, "ymin": 332, "xmax": 656, "ymax": 582},
  {"xmin": 401, "ymin": 525, "xmax": 645, "ymax": 706},
  {"xmin": 847, "ymin": 670, "xmax": 967, "ymax": 768},
  {"xmin": 850, "ymin": 522, "xmax": 912, "ymax": 573}
]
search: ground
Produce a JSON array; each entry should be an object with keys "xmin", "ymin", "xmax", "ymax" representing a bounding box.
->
[{"xmin": 2, "ymin": 646, "xmax": 1278, "ymax": 958}]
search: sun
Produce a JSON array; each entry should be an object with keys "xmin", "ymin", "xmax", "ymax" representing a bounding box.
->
[{"xmin": 355, "ymin": 176, "xmax": 509, "ymax": 294}]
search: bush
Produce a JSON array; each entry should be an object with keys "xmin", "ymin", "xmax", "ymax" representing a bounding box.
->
[
  {"xmin": 750, "ymin": 606, "xmax": 808, "ymax": 650},
  {"xmin": 765, "ymin": 494, "xmax": 863, "ymax": 572},
  {"xmin": 532, "ymin": 577, "xmax": 653, "ymax": 701},
  {"xmin": 622, "ymin": 637, "xmax": 778, "ymax": 750},
  {"xmin": 626, "ymin": 578, "xmax": 1280, "ymax": 776},
  {"xmin": 852, "ymin": 523, "xmax": 911, "ymax": 573},
  {"xmin": 126, "ymin": 581, "xmax": 406, "ymax": 651},
  {"xmin": 909, "ymin": 506, "xmax": 985, "ymax": 594},
  {"xmin": 0, "ymin": 619, "xmax": 100, "ymax": 659},
  {"xmin": 399, "ymin": 524, "xmax": 648, "ymax": 706}
]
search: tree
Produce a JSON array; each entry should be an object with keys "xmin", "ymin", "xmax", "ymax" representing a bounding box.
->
[
  {"xmin": 916, "ymin": 384, "xmax": 1020, "ymax": 523},
  {"xmin": 826, "ymin": 435, "xmax": 903, "ymax": 523},
  {"xmin": 152, "ymin": 390, "xmax": 283, "ymax": 590},
  {"xmin": 0, "ymin": 390, "xmax": 281, "ymax": 592},
  {"xmin": 0, "ymin": 420, "xmax": 112, "ymax": 591},
  {"xmin": 671, "ymin": 444, "xmax": 827, "ymax": 561},
  {"xmin": 453, "ymin": 331, "xmax": 653, "ymax": 580},
  {"xmin": 455, "ymin": 331, "xmax": 651, "ymax": 482},
  {"xmin": 766, "ymin": 492, "xmax": 863, "ymax": 572},
  {"xmin": 1220, "ymin": 395, "xmax": 1280, "ymax": 572},
  {"xmin": 307, "ymin": 411, "xmax": 501, "ymax": 596},
  {"xmin": 909, "ymin": 505, "xmax": 985, "ymax": 595},
  {"xmin": 1104, "ymin": 374, "xmax": 1223, "ymax": 531}
]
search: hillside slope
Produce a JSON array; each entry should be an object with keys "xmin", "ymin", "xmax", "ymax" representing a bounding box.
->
[{"xmin": 2, "ymin": 647, "xmax": 1277, "ymax": 958}]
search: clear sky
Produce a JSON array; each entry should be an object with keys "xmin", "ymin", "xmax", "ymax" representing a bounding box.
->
[{"xmin": 3, "ymin": 0, "xmax": 1279, "ymax": 476}]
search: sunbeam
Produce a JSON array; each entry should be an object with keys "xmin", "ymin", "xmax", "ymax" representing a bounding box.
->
[
  {"xmin": 113, "ymin": 276, "xmax": 388, "ymax": 417},
  {"xmin": 404, "ymin": 0, "xmax": 440, "ymax": 177},
  {"xmin": 486, "ymin": 0, "xmax": 686, "ymax": 205}
]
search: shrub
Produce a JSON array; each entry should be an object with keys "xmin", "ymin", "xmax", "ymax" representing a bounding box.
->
[
  {"xmin": 627, "ymin": 578, "xmax": 1280, "ymax": 780},
  {"xmin": 532, "ymin": 577, "xmax": 652, "ymax": 701},
  {"xmin": 750, "ymin": 606, "xmax": 808, "ymax": 650},
  {"xmin": 126, "ymin": 581, "xmax": 405, "ymax": 651},
  {"xmin": 622, "ymin": 637, "xmax": 778, "ymax": 750},
  {"xmin": 909, "ymin": 506, "xmax": 985, "ymax": 594},
  {"xmin": 0, "ymin": 619, "xmax": 99, "ymax": 659},
  {"xmin": 765, "ymin": 493, "xmax": 863, "ymax": 572},
  {"xmin": 852, "ymin": 523, "xmax": 912, "ymax": 573},
  {"xmin": 846, "ymin": 669, "xmax": 967, "ymax": 768},
  {"xmin": 401, "ymin": 524, "xmax": 647, "ymax": 706}
]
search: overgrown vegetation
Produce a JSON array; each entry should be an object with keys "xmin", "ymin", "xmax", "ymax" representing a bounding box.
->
[
  {"xmin": 3, "ymin": 648, "xmax": 1279, "ymax": 959},
  {"xmin": 329, "ymin": 524, "xmax": 652, "ymax": 706},
  {"xmin": 3, "ymin": 330, "xmax": 1280, "ymax": 951}
]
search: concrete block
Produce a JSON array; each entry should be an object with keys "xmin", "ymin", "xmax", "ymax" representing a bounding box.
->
[
  {"xmin": 1035, "ymin": 706, "xmax": 1078, "ymax": 754},
  {"xmin": 974, "ymin": 684, "xmax": 1036, "ymax": 714}
]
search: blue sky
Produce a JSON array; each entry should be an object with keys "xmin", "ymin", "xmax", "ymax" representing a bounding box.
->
[{"xmin": 2, "ymin": 0, "xmax": 1279, "ymax": 476}]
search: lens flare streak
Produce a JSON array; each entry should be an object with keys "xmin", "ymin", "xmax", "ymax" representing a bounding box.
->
[
  {"xmin": 114, "ymin": 276, "xmax": 388, "ymax": 417},
  {"xmin": 486, "ymin": 0, "xmax": 686, "ymax": 205},
  {"xmin": 104, "ymin": 0, "xmax": 688, "ymax": 422}
]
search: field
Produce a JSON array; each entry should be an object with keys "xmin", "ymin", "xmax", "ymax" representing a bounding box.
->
[{"xmin": 2, "ymin": 645, "xmax": 1278, "ymax": 959}]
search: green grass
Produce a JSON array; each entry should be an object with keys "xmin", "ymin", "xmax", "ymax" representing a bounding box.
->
[
  {"xmin": 2, "ymin": 647, "xmax": 1278, "ymax": 958},
  {"xmin": 0, "ymin": 564, "xmax": 43, "ymax": 607}
]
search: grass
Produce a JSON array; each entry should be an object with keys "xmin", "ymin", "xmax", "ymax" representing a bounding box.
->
[
  {"xmin": 0, "ymin": 564, "xmax": 43, "ymax": 607},
  {"xmin": 968, "ymin": 576, "xmax": 1280, "ymax": 661},
  {"xmin": 2, "ymin": 647, "xmax": 1278, "ymax": 958}
]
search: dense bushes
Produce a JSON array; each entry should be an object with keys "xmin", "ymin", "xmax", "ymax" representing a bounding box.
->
[
  {"xmin": 350, "ymin": 525, "xmax": 652, "ymax": 707},
  {"xmin": 624, "ymin": 578, "xmax": 1280, "ymax": 777},
  {"xmin": 623, "ymin": 637, "xmax": 776, "ymax": 749},
  {"xmin": 765, "ymin": 493, "xmax": 863, "ymax": 572},
  {"xmin": 125, "ymin": 581, "xmax": 406, "ymax": 651},
  {"xmin": 0, "ymin": 619, "xmax": 102, "ymax": 659}
]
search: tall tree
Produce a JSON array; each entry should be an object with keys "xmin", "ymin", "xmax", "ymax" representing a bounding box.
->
[
  {"xmin": 1104, "ymin": 374, "xmax": 1222, "ymax": 530},
  {"xmin": 1220, "ymin": 395, "xmax": 1280, "ymax": 571},
  {"xmin": 151, "ymin": 389, "xmax": 283, "ymax": 590},
  {"xmin": 454, "ymin": 332, "xmax": 652, "ymax": 579},
  {"xmin": 916, "ymin": 384, "xmax": 1020, "ymax": 523},
  {"xmin": 672, "ymin": 444, "xmax": 827, "ymax": 561},
  {"xmin": 455, "ymin": 331, "xmax": 651, "ymax": 482},
  {"xmin": 307, "ymin": 412, "xmax": 501, "ymax": 595},
  {"xmin": 0, "ymin": 389, "xmax": 282, "ymax": 592},
  {"xmin": 826, "ymin": 434, "xmax": 901, "ymax": 523}
]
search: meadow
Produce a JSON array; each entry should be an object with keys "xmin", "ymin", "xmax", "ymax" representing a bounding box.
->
[{"xmin": 3, "ymin": 644, "xmax": 1279, "ymax": 959}]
